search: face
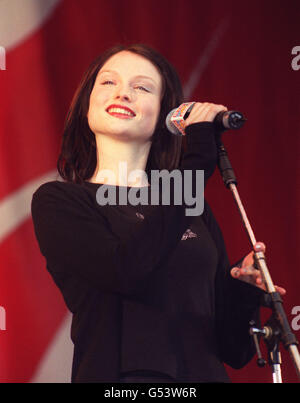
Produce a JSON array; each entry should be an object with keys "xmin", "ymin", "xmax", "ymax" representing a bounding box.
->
[{"xmin": 87, "ymin": 51, "xmax": 163, "ymax": 143}]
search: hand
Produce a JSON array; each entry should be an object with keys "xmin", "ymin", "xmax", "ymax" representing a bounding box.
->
[
  {"xmin": 185, "ymin": 102, "xmax": 227, "ymax": 127},
  {"xmin": 230, "ymin": 242, "xmax": 286, "ymax": 296}
]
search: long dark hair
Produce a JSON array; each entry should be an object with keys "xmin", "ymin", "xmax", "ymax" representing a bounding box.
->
[{"xmin": 57, "ymin": 44, "xmax": 184, "ymax": 184}]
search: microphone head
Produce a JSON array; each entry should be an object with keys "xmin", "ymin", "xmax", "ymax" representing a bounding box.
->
[
  {"xmin": 165, "ymin": 108, "xmax": 182, "ymax": 135},
  {"xmin": 165, "ymin": 103, "xmax": 196, "ymax": 136}
]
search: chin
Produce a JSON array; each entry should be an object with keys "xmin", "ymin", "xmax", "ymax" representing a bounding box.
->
[
  {"xmin": 90, "ymin": 119, "xmax": 155, "ymax": 143},
  {"xmin": 112, "ymin": 131, "xmax": 152, "ymax": 143}
]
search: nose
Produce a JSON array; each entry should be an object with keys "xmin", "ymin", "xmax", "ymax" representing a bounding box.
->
[{"xmin": 115, "ymin": 84, "xmax": 132, "ymax": 102}]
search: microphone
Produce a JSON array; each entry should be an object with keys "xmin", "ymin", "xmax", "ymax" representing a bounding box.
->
[
  {"xmin": 214, "ymin": 110, "xmax": 246, "ymax": 131},
  {"xmin": 165, "ymin": 103, "xmax": 246, "ymax": 135}
]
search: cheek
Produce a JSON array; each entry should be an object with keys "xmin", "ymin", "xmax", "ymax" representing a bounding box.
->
[
  {"xmin": 90, "ymin": 90, "xmax": 108, "ymax": 110},
  {"xmin": 87, "ymin": 91, "xmax": 108, "ymax": 121},
  {"xmin": 141, "ymin": 99, "xmax": 161, "ymax": 126}
]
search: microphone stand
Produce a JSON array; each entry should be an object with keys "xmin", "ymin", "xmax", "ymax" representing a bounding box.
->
[{"xmin": 215, "ymin": 132, "xmax": 300, "ymax": 383}]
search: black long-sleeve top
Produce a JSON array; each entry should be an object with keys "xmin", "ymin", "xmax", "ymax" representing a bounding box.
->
[{"xmin": 31, "ymin": 123, "xmax": 263, "ymax": 383}]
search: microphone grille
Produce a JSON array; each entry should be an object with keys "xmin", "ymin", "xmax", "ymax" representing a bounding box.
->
[{"xmin": 165, "ymin": 109, "xmax": 182, "ymax": 136}]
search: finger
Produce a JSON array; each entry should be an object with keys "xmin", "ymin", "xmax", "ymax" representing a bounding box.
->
[
  {"xmin": 240, "ymin": 265, "xmax": 258, "ymax": 275},
  {"xmin": 231, "ymin": 266, "xmax": 263, "ymax": 286},
  {"xmin": 184, "ymin": 103, "xmax": 206, "ymax": 125},
  {"xmin": 193, "ymin": 103, "xmax": 227, "ymax": 122},
  {"xmin": 240, "ymin": 266, "xmax": 262, "ymax": 285},
  {"xmin": 231, "ymin": 266, "xmax": 257, "ymax": 280},
  {"xmin": 187, "ymin": 102, "xmax": 208, "ymax": 114},
  {"xmin": 275, "ymin": 285, "xmax": 286, "ymax": 296},
  {"xmin": 185, "ymin": 103, "xmax": 227, "ymax": 125},
  {"xmin": 185, "ymin": 102, "xmax": 209, "ymax": 121},
  {"xmin": 252, "ymin": 242, "xmax": 266, "ymax": 270},
  {"xmin": 240, "ymin": 268, "xmax": 286, "ymax": 296},
  {"xmin": 231, "ymin": 267, "xmax": 241, "ymax": 278},
  {"xmin": 253, "ymin": 242, "xmax": 266, "ymax": 253},
  {"xmin": 256, "ymin": 276, "xmax": 263, "ymax": 285},
  {"xmin": 203, "ymin": 104, "xmax": 227, "ymax": 122}
]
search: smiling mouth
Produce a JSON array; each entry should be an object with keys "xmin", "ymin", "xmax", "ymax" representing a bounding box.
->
[{"xmin": 106, "ymin": 105, "xmax": 136, "ymax": 118}]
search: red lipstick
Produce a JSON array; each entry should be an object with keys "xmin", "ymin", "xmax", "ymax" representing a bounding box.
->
[{"xmin": 106, "ymin": 104, "xmax": 136, "ymax": 118}]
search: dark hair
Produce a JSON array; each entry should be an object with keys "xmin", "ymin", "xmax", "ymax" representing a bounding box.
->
[{"xmin": 57, "ymin": 44, "xmax": 184, "ymax": 183}]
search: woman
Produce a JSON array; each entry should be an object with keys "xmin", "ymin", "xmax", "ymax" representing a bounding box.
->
[{"xmin": 31, "ymin": 44, "xmax": 285, "ymax": 383}]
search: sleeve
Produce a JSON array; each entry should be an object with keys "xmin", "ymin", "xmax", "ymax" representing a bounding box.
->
[
  {"xmin": 184, "ymin": 121, "xmax": 218, "ymax": 183},
  {"xmin": 31, "ymin": 123, "xmax": 218, "ymax": 299},
  {"xmin": 202, "ymin": 201, "xmax": 266, "ymax": 369}
]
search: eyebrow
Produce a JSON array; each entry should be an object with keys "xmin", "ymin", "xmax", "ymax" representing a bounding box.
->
[{"xmin": 98, "ymin": 70, "xmax": 158, "ymax": 85}]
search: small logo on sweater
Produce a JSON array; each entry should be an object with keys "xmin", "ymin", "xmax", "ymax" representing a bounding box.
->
[
  {"xmin": 135, "ymin": 212, "xmax": 144, "ymax": 220},
  {"xmin": 181, "ymin": 228, "xmax": 197, "ymax": 240}
]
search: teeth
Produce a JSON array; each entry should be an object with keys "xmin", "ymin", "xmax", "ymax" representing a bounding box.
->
[{"xmin": 108, "ymin": 107, "xmax": 134, "ymax": 116}]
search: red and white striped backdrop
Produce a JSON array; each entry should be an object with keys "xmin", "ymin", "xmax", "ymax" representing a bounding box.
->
[{"xmin": 0, "ymin": 0, "xmax": 299, "ymax": 383}]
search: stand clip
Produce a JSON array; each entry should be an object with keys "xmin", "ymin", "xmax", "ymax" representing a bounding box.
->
[{"xmin": 249, "ymin": 317, "xmax": 283, "ymax": 383}]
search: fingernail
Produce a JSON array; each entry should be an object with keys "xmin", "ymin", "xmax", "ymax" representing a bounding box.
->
[{"xmin": 233, "ymin": 269, "xmax": 239, "ymax": 277}]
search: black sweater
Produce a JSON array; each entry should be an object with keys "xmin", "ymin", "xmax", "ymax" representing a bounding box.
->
[{"xmin": 31, "ymin": 123, "xmax": 263, "ymax": 383}]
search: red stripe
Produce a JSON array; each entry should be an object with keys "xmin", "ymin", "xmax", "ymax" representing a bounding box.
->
[{"xmin": 0, "ymin": 219, "xmax": 66, "ymax": 382}]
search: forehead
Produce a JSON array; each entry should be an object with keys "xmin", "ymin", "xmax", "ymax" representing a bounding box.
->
[{"xmin": 99, "ymin": 51, "xmax": 162, "ymax": 84}]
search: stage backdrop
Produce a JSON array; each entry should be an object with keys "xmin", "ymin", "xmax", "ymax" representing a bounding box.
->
[{"xmin": 0, "ymin": 0, "xmax": 299, "ymax": 383}]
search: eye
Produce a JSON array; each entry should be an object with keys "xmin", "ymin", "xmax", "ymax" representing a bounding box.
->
[
  {"xmin": 101, "ymin": 80, "xmax": 115, "ymax": 85},
  {"xmin": 135, "ymin": 85, "xmax": 150, "ymax": 93}
]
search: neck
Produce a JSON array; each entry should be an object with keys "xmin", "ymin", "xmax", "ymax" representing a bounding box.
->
[{"xmin": 89, "ymin": 135, "xmax": 152, "ymax": 187}]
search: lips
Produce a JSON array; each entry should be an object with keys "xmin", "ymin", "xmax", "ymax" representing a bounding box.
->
[{"xmin": 106, "ymin": 104, "xmax": 136, "ymax": 118}]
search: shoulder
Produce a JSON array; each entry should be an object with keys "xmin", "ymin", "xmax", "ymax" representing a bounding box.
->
[
  {"xmin": 32, "ymin": 180, "xmax": 95, "ymax": 200},
  {"xmin": 33, "ymin": 180, "xmax": 80, "ymax": 197},
  {"xmin": 31, "ymin": 180, "xmax": 98, "ymax": 213}
]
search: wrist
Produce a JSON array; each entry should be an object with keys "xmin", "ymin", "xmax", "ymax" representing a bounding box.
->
[{"xmin": 185, "ymin": 122, "xmax": 216, "ymax": 144}]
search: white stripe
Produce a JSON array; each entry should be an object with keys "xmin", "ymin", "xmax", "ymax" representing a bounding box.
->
[
  {"xmin": 0, "ymin": 170, "xmax": 59, "ymax": 244},
  {"xmin": 183, "ymin": 18, "xmax": 230, "ymax": 100},
  {"xmin": 0, "ymin": 0, "xmax": 61, "ymax": 51},
  {"xmin": 31, "ymin": 313, "xmax": 73, "ymax": 383}
]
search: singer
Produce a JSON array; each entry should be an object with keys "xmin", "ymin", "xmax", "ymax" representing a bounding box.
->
[{"xmin": 31, "ymin": 44, "xmax": 285, "ymax": 383}]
